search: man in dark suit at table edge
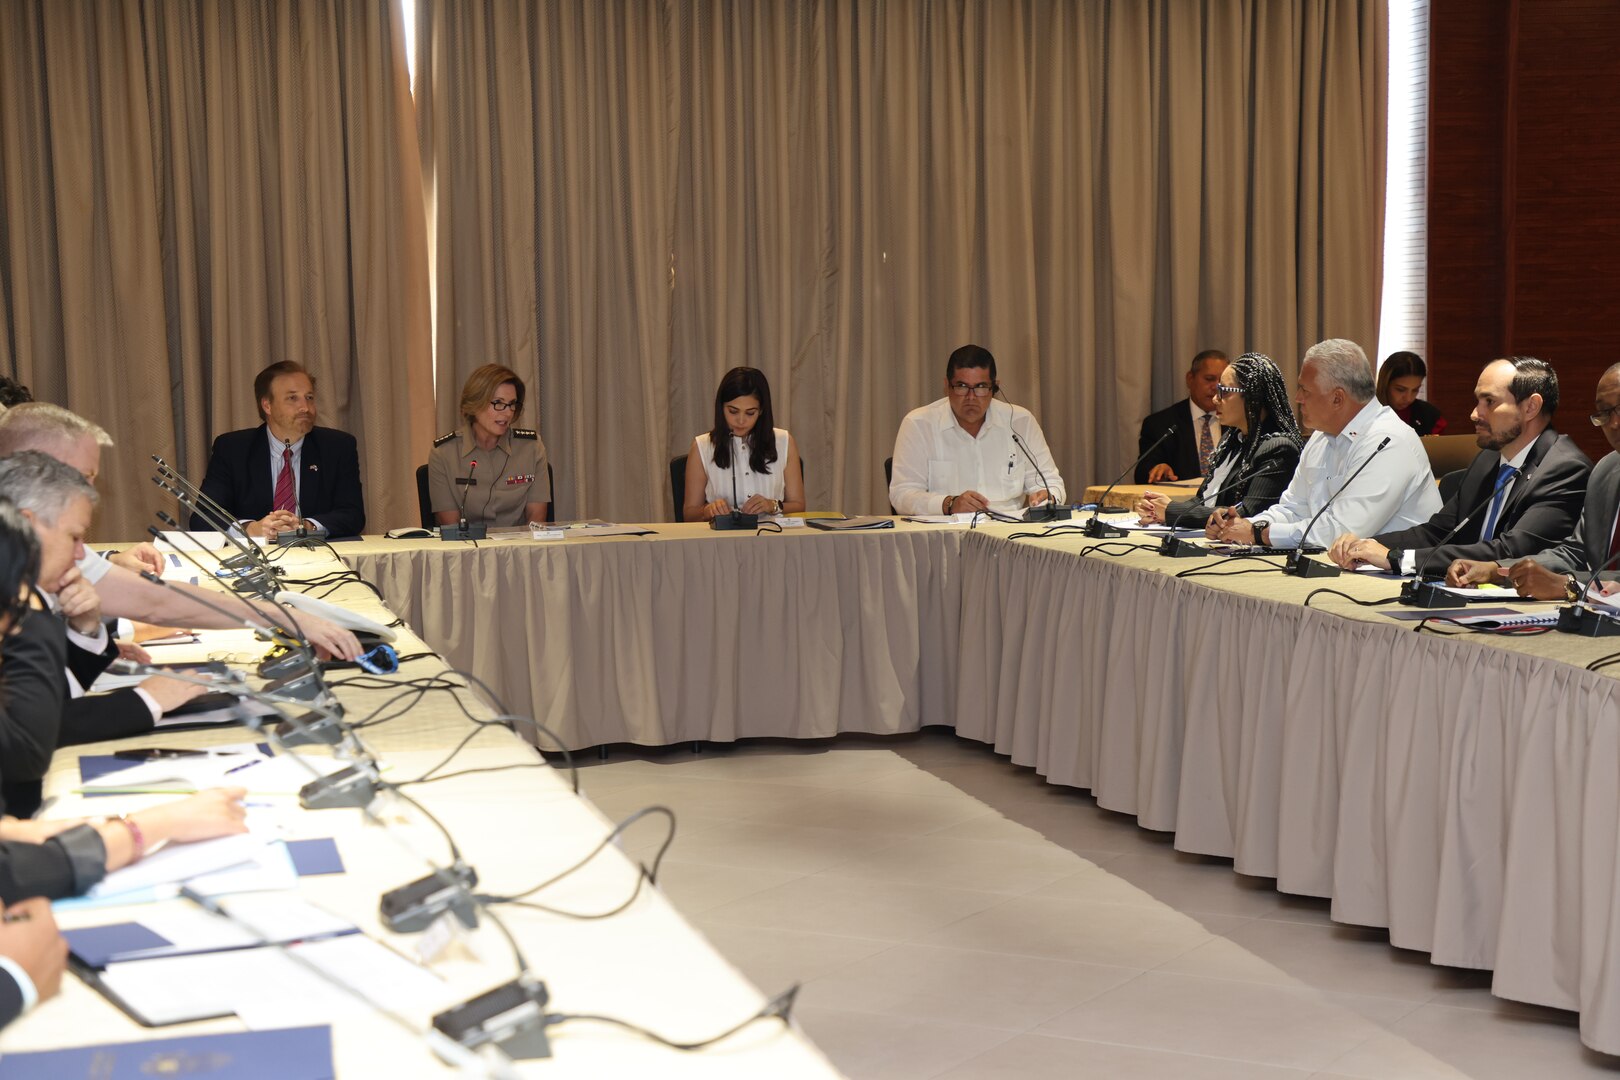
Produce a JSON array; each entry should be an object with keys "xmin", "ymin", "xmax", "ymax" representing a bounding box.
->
[
  {"xmin": 1327, "ymin": 356, "xmax": 1592, "ymax": 575},
  {"xmin": 191, "ymin": 361, "xmax": 365, "ymax": 539},
  {"xmin": 1448, "ymin": 362, "xmax": 1620, "ymax": 598},
  {"xmin": 1135, "ymin": 348, "xmax": 1228, "ymax": 484}
]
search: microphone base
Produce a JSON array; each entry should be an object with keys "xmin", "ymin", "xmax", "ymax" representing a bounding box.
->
[
  {"xmin": 1281, "ymin": 551, "xmax": 1341, "ymax": 578},
  {"xmin": 381, "ymin": 865, "xmax": 481, "ymax": 933},
  {"xmin": 1555, "ymin": 604, "xmax": 1620, "ymax": 637},
  {"xmin": 299, "ymin": 763, "xmax": 379, "ymax": 810},
  {"xmin": 1022, "ymin": 504, "xmax": 1073, "ymax": 522},
  {"xmin": 439, "ymin": 522, "xmax": 487, "ymax": 542},
  {"xmin": 708, "ymin": 512, "xmax": 760, "ymax": 531},
  {"xmin": 273, "ymin": 528, "xmax": 323, "ymax": 546},
  {"xmin": 432, "ymin": 977, "xmax": 552, "ymax": 1061},
  {"xmin": 1081, "ymin": 518, "xmax": 1127, "ymax": 539},
  {"xmin": 275, "ymin": 708, "xmax": 347, "ymax": 748},
  {"xmin": 262, "ymin": 669, "xmax": 331, "ymax": 703},
  {"xmin": 1158, "ymin": 535, "xmax": 1206, "ymax": 558},
  {"xmin": 1399, "ymin": 580, "xmax": 1455, "ymax": 608}
]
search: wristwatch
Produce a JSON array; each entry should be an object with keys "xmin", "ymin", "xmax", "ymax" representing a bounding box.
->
[
  {"xmin": 1254, "ymin": 521, "xmax": 1269, "ymax": 546},
  {"xmin": 1566, "ymin": 574, "xmax": 1582, "ymax": 603},
  {"xmin": 1387, "ymin": 548, "xmax": 1404, "ymax": 573}
]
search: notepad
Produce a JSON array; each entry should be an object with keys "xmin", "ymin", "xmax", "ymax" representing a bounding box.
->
[{"xmin": 806, "ymin": 516, "xmax": 896, "ymax": 531}]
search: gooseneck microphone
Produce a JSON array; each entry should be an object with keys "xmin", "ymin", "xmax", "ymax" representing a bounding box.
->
[
  {"xmin": 1279, "ymin": 436, "xmax": 1392, "ymax": 578},
  {"xmin": 441, "ymin": 459, "xmax": 486, "ymax": 542},
  {"xmin": 1401, "ymin": 460, "xmax": 1533, "ymax": 607},
  {"xmin": 1555, "ymin": 541, "xmax": 1620, "ymax": 637},
  {"xmin": 709, "ymin": 438, "xmax": 760, "ymax": 532},
  {"xmin": 1084, "ymin": 425, "xmax": 1178, "ymax": 538},
  {"xmin": 1159, "ymin": 459, "xmax": 1290, "ymax": 558},
  {"xmin": 991, "ymin": 387, "xmax": 1071, "ymax": 522}
]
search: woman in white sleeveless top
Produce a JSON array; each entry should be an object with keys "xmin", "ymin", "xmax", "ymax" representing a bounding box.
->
[{"xmin": 682, "ymin": 367, "xmax": 806, "ymax": 521}]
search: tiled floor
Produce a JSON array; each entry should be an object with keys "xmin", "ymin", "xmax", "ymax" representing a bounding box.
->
[{"xmin": 580, "ymin": 728, "xmax": 1620, "ymax": 1079}]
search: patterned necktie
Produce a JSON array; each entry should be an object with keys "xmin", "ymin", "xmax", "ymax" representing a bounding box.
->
[
  {"xmin": 1478, "ymin": 463, "xmax": 1517, "ymax": 541},
  {"xmin": 273, "ymin": 445, "xmax": 296, "ymax": 513},
  {"xmin": 1198, "ymin": 413, "xmax": 1215, "ymax": 476}
]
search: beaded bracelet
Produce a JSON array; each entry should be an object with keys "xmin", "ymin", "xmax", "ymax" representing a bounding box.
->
[{"xmin": 116, "ymin": 814, "xmax": 146, "ymax": 862}]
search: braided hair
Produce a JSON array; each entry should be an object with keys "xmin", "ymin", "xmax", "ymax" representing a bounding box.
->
[{"xmin": 1209, "ymin": 352, "xmax": 1303, "ymax": 469}]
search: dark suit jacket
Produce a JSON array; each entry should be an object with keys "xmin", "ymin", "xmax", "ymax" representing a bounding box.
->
[
  {"xmin": 193, "ymin": 424, "xmax": 365, "ymax": 537},
  {"xmin": 1165, "ymin": 433, "xmax": 1302, "ymax": 528},
  {"xmin": 1373, "ymin": 429, "xmax": 1592, "ymax": 576},
  {"xmin": 1536, "ymin": 450, "xmax": 1620, "ymax": 578},
  {"xmin": 60, "ymin": 625, "xmax": 156, "ymax": 748},
  {"xmin": 1135, "ymin": 399, "xmax": 1204, "ymax": 483},
  {"xmin": 0, "ymin": 608, "xmax": 66, "ymax": 818}
]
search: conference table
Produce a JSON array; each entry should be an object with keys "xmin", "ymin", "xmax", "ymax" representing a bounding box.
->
[
  {"xmin": 342, "ymin": 518, "xmax": 1620, "ymax": 1056},
  {"xmin": 0, "ymin": 543, "xmax": 842, "ymax": 1078}
]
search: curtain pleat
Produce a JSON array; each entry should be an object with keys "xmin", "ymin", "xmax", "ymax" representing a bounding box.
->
[
  {"xmin": 418, "ymin": 0, "xmax": 1387, "ymax": 522},
  {"xmin": 0, "ymin": 0, "xmax": 432, "ymax": 538}
]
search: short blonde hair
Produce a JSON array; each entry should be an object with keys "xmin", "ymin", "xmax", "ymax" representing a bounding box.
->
[
  {"xmin": 458, "ymin": 364, "xmax": 525, "ymax": 428},
  {"xmin": 0, "ymin": 402, "xmax": 113, "ymax": 457}
]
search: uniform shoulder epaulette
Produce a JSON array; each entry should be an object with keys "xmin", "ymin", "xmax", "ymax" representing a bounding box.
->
[
  {"xmin": 511, "ymin": 428, "xmax": 538, "ymax": 441},
  {"xmin": 433, "ymin": 431, "xmax": 458, "ymax": 447}
]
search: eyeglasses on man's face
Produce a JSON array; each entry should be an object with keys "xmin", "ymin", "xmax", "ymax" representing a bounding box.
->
[
  {"xmin": 489, "ymin": 399, "xmax": 518, "ymax": 413},
  {"xmin": 1590, "ymin": 405, "xmax": 1620, "ymax": 427},
  {"xmin": 949, "ymin": 382, "xmax": 993, "ymax": 398}
]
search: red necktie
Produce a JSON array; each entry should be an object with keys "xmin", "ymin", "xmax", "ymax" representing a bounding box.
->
[{"xmin": 273, "ymin": 446, "xmax": 296, "ymax": 514}]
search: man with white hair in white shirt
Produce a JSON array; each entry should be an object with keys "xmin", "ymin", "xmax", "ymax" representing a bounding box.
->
[{"xmin": 1210, "ymin": 338, "xmax": 1441, "ymax": 549}]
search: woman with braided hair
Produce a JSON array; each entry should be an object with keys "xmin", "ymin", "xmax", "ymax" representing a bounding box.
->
[{"xmin": 1135, "ymin": 353, "xmax": 1303, "ymax": 528}]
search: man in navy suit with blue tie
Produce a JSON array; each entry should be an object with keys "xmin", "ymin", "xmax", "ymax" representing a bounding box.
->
[{"xmin": 192, "ymin": 362, "xmax": 365, "ymax": 539}]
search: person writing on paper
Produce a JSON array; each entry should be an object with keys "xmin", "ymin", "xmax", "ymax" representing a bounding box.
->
[
  {"xmin": 1135, "ymin": 353, "xmax": 1302, "ymax": 529},
  {"xmin": 1209, "ymin": 339, "xmax": 1441, "ymax": 548},
  {"xmin": 684, "ymin": 367, "xmax": 805, "ymax": 522},
  {"xmin": 889, "ymin": 344, "xmax": 1065, "ymax": 517},
  {"xmin": 0, "ymin": 405, "xmax": 362, "ymax": 660},
  {"xmin": 192, "ymin": 361, "xmax": 366, "ymax": 539},
  {"xmin": 429, "ymin": 364, "xmax": 550, "ymax": 527},
  {"xmin": 0, "ymin": 497, "xmax": 248, "ymax": 901},
  {"xmin": 1327, "ymin": 357, "xmax": 1590, "ymax": 575},
  {"xmin": 1446, "ymin": 363, "xmax": 1620, "ymax": 599}
]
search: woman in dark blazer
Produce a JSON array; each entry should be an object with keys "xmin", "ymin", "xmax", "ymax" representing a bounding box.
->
[{"xmin": 1135, "ymin": 353, "xmax": 1304, "ymax": 529}]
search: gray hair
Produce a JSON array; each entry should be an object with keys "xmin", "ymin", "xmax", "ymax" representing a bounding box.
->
[
  {"xmin": 0, "ymin": 450, "xmax": 98, "ymax": 523},
  {"xmin": 0, "ymin": 402, "xmax": 114, "ymax": 457},
  {"xmin": 1303, "ymin": 339, "xmax": 1375, "ymax": 402}
]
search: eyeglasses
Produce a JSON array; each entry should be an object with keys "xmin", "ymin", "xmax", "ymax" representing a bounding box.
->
[
  {"xmin": 949, "ymin": 382, "xmax": 993, "ymax": 398},
  {"xmin": 489, "ymin": 399, "xmax": 518, "ymax": 413},
  {"xmin": 1590, "ymin": 406, "xmax": 1620, "ymax": 427},
  {"xmin": 1213, "ymin": 384, "xmax": 1243, "ymax": 397}
]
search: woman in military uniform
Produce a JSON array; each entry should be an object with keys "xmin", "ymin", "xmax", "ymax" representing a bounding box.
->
[
  {"xmin": 682, "ymin": 367, "xmax": 805, "ymax": 522},
  {"xmin": 429, "ymin": 364, "xmax": 550, "ymax": 526}
]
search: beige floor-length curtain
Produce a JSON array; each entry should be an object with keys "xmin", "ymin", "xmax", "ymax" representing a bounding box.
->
[
  {"xmin": 420, "ymin": 0, "xmax": 1388, "ymax": 521},
  {"xmin": 0, "ymin": 1, "xmax": 433, "ymax": 539}
]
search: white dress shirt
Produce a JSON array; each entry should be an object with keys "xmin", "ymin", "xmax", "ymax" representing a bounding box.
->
[
  {"xmin": 889, "ymin": 398, "xmax": 1066, "ymax": 517},
  {"xmin": 261, "ymin": 432, "xmax": 325, "ymax": 534},
  {"xmin": 695, "ymin": 429, "xmax": 792, "ymax": 505},
  {"xmin": 1253, "ymin": 398, "xmax": 1441, "ymax": 549}
]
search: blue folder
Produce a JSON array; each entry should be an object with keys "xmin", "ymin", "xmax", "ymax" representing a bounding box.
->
[{"xmin": 0, "ymin": 1025, "xmax": 334, "ymax": 1079}]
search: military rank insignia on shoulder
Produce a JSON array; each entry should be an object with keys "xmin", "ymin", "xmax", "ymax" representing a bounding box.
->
[
  {"xmin": 511, "ymin": 428, "xmax": 539, "ymax": 440},
  {"xmin": 433, "ymin": 431, "xmax": 458, "ymax": 447}
]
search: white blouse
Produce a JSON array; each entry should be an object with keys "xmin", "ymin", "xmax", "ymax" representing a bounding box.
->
[{"xmin": 696, "ymin": 428, "xmax": 791, "ymax": 505}]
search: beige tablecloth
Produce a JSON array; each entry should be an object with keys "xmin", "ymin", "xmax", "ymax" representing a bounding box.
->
[
  {"xmin": 343, "ymin": 524, "xmax": 965, "ymax": 748},
  {"xmin": 953, "ymin": 528, "xmax": 1620, "ymax": 1054}
]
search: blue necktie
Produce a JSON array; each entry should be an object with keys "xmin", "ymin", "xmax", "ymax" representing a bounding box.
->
[{"xmin": 1478, "ymin": 463, "xmax": 1518, "ymax": 541}]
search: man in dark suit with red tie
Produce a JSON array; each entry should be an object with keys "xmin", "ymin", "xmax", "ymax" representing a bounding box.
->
[
  {"xmin": 191, "ymin": 362, "xmax": 365, "ymax": 539},
  {"xmin": 1134, "ymin": 349, "xmax": 1228, "ymax": 483}
]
